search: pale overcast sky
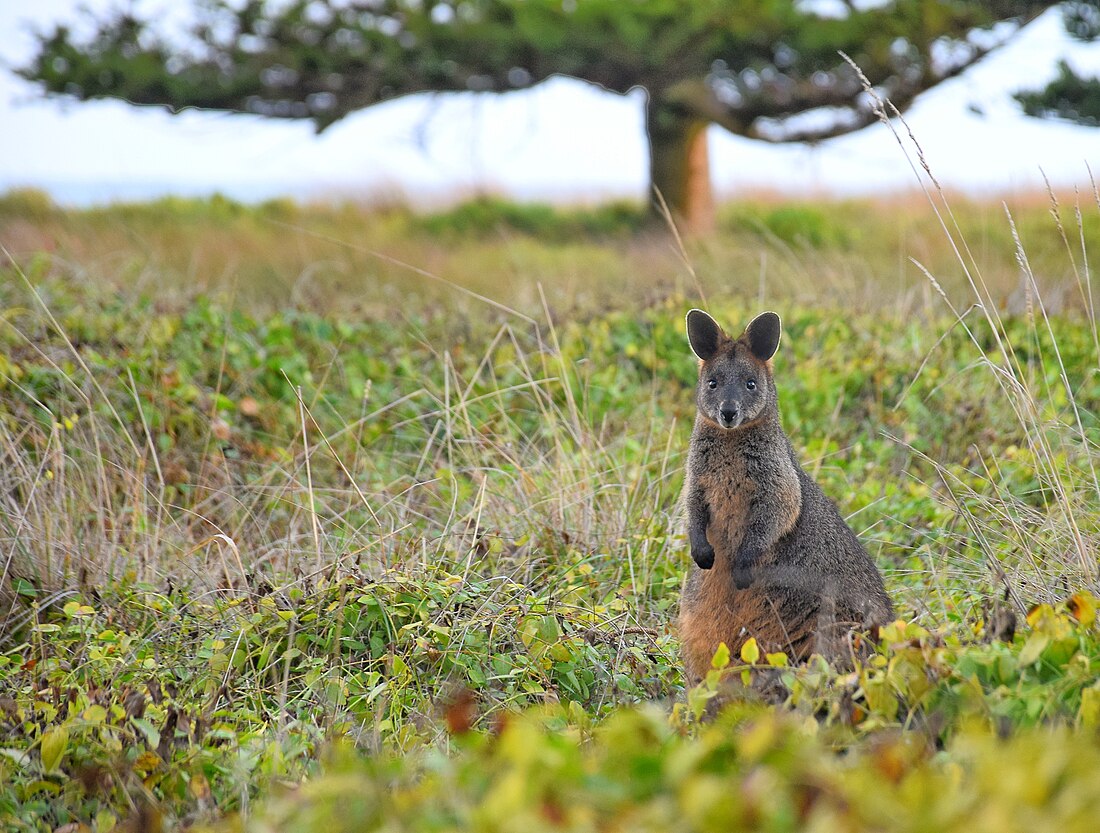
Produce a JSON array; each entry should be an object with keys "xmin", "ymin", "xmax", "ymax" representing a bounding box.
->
[{"xmin": 2, "ymin": 1, "xmax": 1099, "ymax": 205}]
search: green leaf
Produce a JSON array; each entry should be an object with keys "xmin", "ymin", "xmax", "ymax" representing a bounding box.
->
[
  {"xmin": 131, "ymin": 717, "xmax": 161, "ymax": 750},
  {"xmin": 687, "ymin": 681, "xmax": 718, "ymax": 719}
]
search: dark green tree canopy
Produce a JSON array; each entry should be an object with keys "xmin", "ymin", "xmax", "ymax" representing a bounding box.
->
[
  {"xmin": 1015, "ymin": 2, "xmax": 1100, "ymax": 126},
  {"xmin": 20, "ymin": 1, "xmax": 1062, "ymax": 231}
]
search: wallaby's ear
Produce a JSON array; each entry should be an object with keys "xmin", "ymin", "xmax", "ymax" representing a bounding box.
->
[
  {"xmin": 744, "ymin": 311, "xmax": 782, "ymax": 361},
  {"xmin": 686, "ymin": 309, "xmax": 724, "ymax": 361}
]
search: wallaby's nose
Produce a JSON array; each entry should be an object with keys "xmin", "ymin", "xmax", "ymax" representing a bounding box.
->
[{"xmin": 719, "ymin": 406, "xmax": 738, "ymax": 427}]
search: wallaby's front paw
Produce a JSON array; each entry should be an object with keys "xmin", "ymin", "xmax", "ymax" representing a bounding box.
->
[
  {"xmin": 691, "ymin": 543, "xmax": 715, "ymax": 569},
  {"xmin": 731, "ymin": 548, "xmax": 760, "ymax": 588}
]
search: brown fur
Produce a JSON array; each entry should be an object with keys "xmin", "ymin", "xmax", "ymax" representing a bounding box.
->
[{"xmin": 678, "ymin": 310, "xmax": 892, "ymax": 685}]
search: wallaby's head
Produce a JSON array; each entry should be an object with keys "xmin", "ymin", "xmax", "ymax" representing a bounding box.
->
[{"xmin": 686, "ymin": 309, "xmax": 782, "ymax": 431}]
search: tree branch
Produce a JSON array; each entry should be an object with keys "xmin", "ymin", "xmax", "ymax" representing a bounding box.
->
[
  {"xmin": 657, "ymin": 2, "xmax": 1055, "ymax": 145},
  {"xmin": 748, "ymin": 41, "xmax": 998, "ymax": 145}
]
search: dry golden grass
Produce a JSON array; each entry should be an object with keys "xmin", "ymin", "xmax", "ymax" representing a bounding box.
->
[{"xmin": 1, "ymin": 187, "xmax": 1097, "ymax": 321}]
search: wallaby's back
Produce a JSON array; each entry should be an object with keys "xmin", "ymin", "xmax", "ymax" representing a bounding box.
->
[{"xmin": 677, "ymin": 310, "xmax": 892, "ymax": 684}]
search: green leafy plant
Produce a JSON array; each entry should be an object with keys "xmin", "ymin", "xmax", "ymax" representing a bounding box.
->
[{"xmin": 2, "ymin": 188, "xmax": 1099, "ymax": 829}]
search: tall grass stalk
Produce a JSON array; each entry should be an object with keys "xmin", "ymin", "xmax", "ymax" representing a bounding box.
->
[{"xmin": 846, "ymin": 57, "xmax": 1100, "ymax": 606}]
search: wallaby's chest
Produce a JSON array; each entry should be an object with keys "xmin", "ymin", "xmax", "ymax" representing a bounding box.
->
[{"xmin": 691, "ymin": 440, "xmax": 756, "ymax": 551}]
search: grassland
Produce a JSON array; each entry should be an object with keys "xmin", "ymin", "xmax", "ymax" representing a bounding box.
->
[{"xmin": 0, "ymin": 187, "xmax": 1098, "ymax": 831}]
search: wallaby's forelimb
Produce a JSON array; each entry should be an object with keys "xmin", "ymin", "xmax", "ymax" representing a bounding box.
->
[{"xmin": 686, "ymin": 484, "xmax": 715, "ymax": 569}]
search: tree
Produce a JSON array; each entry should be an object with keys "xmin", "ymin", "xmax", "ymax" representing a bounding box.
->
[
  {"xmin": 1015, "ymin": 2, "xmax": 1100, "ymax": 126},
  {"xmin": 21, "ymin": 1, "xmax": 1060, "ymax": 234}
]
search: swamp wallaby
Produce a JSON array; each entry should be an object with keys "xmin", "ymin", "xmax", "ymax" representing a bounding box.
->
[{"xmin": 678, "ymin": 309, "xmax": 892, "ymax": 684}]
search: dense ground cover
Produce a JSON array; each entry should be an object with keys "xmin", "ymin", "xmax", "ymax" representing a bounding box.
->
[{"xmin": 0, "ymin": 191, "xmax": 1098, "ymax": 831}]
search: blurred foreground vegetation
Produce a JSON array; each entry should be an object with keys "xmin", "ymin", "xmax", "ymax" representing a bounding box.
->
[{"xmin": 0, "ymin": 190, "xmax": 1098, "ymax": 831}]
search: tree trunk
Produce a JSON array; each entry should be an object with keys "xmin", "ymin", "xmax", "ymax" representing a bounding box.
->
[{"xmin": 646, "ymin": 97, "xmax": 715, "ymax": 236}]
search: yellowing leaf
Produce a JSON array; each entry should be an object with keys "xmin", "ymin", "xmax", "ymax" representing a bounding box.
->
[
  {"xmin": 1026, "ymin": 604, "xmax": 1053, "ymax": 629},
  {"xmin": 880, "ymin": 620, "xmax": 911, "ymax": 644},
  {"xmin": 1067, "ymin": 592, "xmax": 1097, "ymax": 627},
  {"xmin": 862, "ymin": 676, "xmax": 899, "ymax": 721},
  {"xmin": 740, "ymin": 637, "xmax": 760, "ymax": 665},
  {"xmin": 25, "ymin": 779, "xmax": 61, "ymax": 797},
  {"xmin": 710, "ymin": 642, "xmax": 730, "ymax": 670},
  {"xmin": 738, "ymin": 716, "xmax": 779, "ymax": 761},
  {"xmin": 60, "ymin": 602, "xmax": 97, "ymax": 618},
  {"xmin": 40, "ymin": 725, "xmax": 68, "ymax": 773},
  {"xmin": 765, "ymin": 651, "xmax": 789, "ymax": 667},
  {"xmin": 1018, "ymin": 632, "xmax": 1050, "ymax": 666},
  {"xmin": 189, "ymin": 771, "xmax": 212, "ymax": 801},
  {"xmin": 133, "ymin": 750, "xmax": 162, "ymax": 776},
  {"xmin": 82, "ymin": 704, "xmax": 108, "ymax": 724},
  {"xmin": 1079, "ymin": 685, "xmax": 1100, "ymax": 727}
]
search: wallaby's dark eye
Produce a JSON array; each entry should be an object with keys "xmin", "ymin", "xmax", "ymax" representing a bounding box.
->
[
  {"xmin": 707, "ymin": 379, "xmax": 717, "ymax": 390},
  {"xmin": 746, "ymin": 379, "xmax": 756, "ymax": 390}
]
